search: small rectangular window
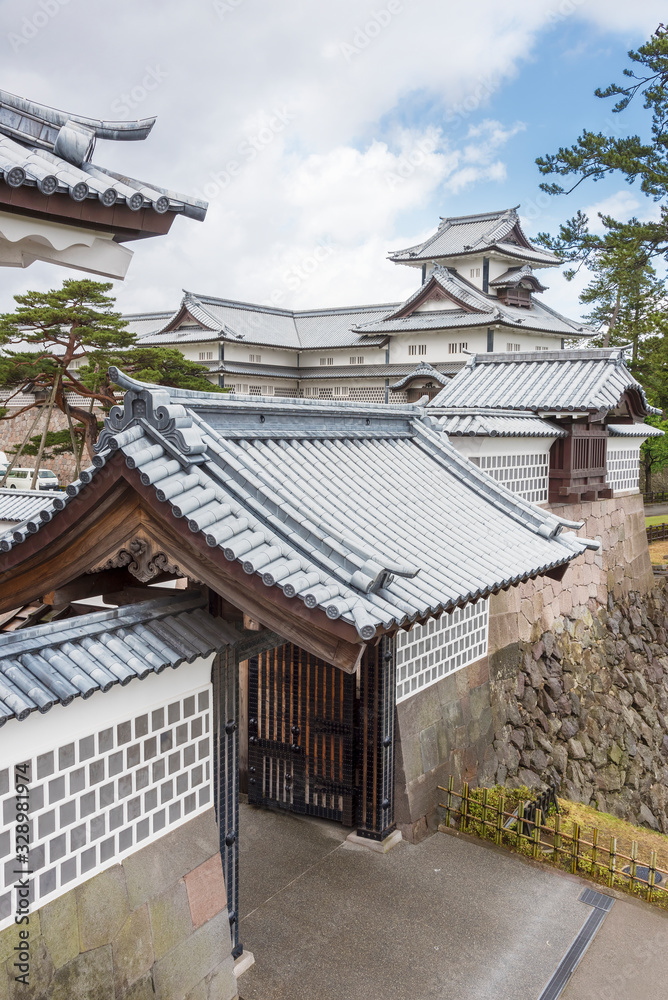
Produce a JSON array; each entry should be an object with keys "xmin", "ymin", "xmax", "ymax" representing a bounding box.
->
[
  {"xmin": 535, "ymin": 346, "xmax": 548, "ymax": 351},
  {"xmin": 249, "ymin": 354, "xmax": 261, "ymax": 363},
  {"xmin": 506, "ymin": 343, "xmax": 521, "ymax": 352},
  {"xmin": 469, "ymin": 267, "xmax": 480, "ymax": 278},
  {"xmin": 408, "ymin": 345, "xmax": 417, "ymax": 356},
  {"xmin": 199, "ymin": 352, "xmax": 213, "ymax": 361},
  {"xmin": 320, "ymin": 357, "xmax": 334, "ymax": 366},
  {"xmin": 418, "ymin": 345, "xmax": 427, "ymax": 355}
]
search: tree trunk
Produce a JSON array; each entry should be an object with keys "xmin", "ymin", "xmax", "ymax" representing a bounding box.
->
[
  {"xmin": 603, "ymin": 287, "xmax": 621, "ymax": 348},
  {"xmin": 30, "ymin": 378, "xmax": 59, "ymax": 490}
]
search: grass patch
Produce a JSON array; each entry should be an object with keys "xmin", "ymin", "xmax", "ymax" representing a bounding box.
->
[
  {"xmin": 557, "ymin": 799, "xmax": 668, "ymax": 871},
  {"xmin": 648, "ymin": 540, "xmax": 668, "ymax": 566},
  {"xmin": 645, "ymin": 515, "xmax": 668, "ymax": 527},
  {"xmin": 441, "ymin": 784, "xmax": 668, "ymax": 909}
]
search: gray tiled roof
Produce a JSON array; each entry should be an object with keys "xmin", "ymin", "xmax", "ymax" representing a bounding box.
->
[
  {"xmin": 0, "ymin": 90, "xmax": 207, "ymax": 220},
  {"xmin": 0, "ymin": 489, "xmax": 54, "ymax": 525},
  {"xmin": 489, "ymin": 265, "xmax": 548, "ymax": 291},
  {"xmin": 608, "ymin": 423, "xmax": 664, "ymax": 438},
  {"xmin": 429, "ymin": 348, "xmax": 661, "ymax": 416},
  {"xmin": 1, "ymin": 370, "xmax": 596, "ymax": 643},
  {"xmin": 352, "ymin": 267, "xmax": 589, "ymax": 338},
  {"xmin": 389, "ymin": 362, "xmax": 452, "ymax": 390},
  {"xmin": 0, "ymin": 594, "xmax": 236, "ymax": 723},
  {"xmin": 388, "ymin": 208, "xmax": 559, "ymax": 266},
  {"xmin": 134, "ymin": 292, "xmax": 392, "ymax": 350},
  {"xmin": 436, "ymin": 410, "xmax": 567, "ymax": 438}
]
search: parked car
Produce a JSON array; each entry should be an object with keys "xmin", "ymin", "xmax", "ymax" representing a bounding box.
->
[{"xmin": 3, "ymin": 468, "xmax": 61, "ymax": 491}]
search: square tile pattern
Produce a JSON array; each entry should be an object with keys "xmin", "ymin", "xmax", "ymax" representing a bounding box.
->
[
  {"xmin": 396, "ymin": 599, "xmax": 489, "ymax": 703},
  {"xmin": 607, "ymin": 448, "xmax": 640, "ymax": 494},
  {"xmin": 475, "ymin": 452, "xmax": 550, "ymax": 504},
  {"xmin": 0, "ymin": 686, "xmax": 212, "ymax": 931}
]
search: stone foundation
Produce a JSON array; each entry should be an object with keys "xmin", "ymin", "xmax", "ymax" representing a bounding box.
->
[
  {"xmin": 489, "ymin": 579, "xmax": 668, "ymax": 833},
  {"xmin": 490, "ymin": 494, "xmax": 653, "ymax": 660},
  {"xmin": 0, "ymin": 809, "xmax": 237, "ymax": 1000},
  {"xmin": 394, "ymin": 656, "xmax": 495, "ymax": 843}
]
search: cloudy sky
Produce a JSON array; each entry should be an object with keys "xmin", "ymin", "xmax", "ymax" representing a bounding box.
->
[{"xmin": 0, "ymin": 0, "xmax": 665, "ymax": 322}]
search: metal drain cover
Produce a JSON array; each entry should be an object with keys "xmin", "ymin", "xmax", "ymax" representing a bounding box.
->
[{"xmin": 622, "ymin": 865, "xmax": 663, "ymax": 884}]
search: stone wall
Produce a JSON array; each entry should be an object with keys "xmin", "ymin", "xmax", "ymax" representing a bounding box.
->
[
  {"xmin": 0, "ymin": 809, "xmax": 238, "ymax": 1000},
  {"xmin": 489, "ymin": 493, "xmax": 653, "ymax": 662},
  {"xmin": 489, "ymin": 579, "xmax": 668, "ymax": 833},
  {"xmin": 394, "ymin": 656, "xmax": 496, "ymax": 843},
  {"xmin": 0, "ymin": 407, "xmax": 100, "ymax": 486}
]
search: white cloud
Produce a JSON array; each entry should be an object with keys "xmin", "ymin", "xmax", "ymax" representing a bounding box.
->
[
  {"xmin": 582, "ymin": 191, "xmax": 662, "ymax": 233},
  {"xmin": 0, "ymin": 0, "xmax": 662, "ymax": 318}
]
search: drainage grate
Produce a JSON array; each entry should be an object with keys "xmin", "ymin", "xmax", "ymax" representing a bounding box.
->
[
  {"xmin": 578, "ymin": 888, "xmax": 615, "ymax": 911},
  {"xmin": 536, "ymin": 889, "xmax": 614, "ymax": 1000}
]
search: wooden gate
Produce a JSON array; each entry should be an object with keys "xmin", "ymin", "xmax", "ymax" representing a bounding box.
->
[{"xmin": 248, "ymin": 644, "xmax": 356, "ymax": 825}]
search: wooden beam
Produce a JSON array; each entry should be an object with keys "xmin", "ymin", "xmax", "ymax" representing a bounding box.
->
[
  {"xmin": 0, "ymin": 456, "xmax": 366, "ymax": 673},
  {"xmin": 42, "ymin": 568, "xmax": 154, "ymax": 605}
]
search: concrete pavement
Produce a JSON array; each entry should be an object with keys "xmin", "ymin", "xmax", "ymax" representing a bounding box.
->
[
  {"xmin": 561, "ymin": 895, "xmax": 668, "ymax": 1000},
  {"xmin": 238, "ymin": 803, "xmax": 596, "ymax": 1000}
]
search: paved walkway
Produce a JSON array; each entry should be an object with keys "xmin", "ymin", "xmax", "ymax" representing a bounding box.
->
[
  {"xmin": 561, "ymin": 895, "xmax": 668, "ymax": 1000},
  {"xmin": 645, "ymin": 501, "xmax": 668, "ymax": 517},
  {"xmin": 237, "ymin": 803, "xmax": 612, "ymax": 1000}
]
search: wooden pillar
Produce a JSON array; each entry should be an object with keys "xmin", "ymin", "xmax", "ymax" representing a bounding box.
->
[
  {"xmin": 238, "ymin": 658, "xmax": 249, "ymax": 794},
  {"xmin": 356, "ymin": 635, "xmax": 396, "ymax": 841},
  {"xmin": 212, "ymin": 648, "xmax": 242, "ymax": 957}
]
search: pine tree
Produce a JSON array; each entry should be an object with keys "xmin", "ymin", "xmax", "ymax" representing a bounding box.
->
[
  {"xmin": 535, "ymin": 25, "xmax": 668, "ymax": 267},
  {"xmin": 576, "ymin": 255, "xmax": 666, "ymax": 363},
  {"xmin": 0, "ymin": 279, "xmax": 133, "ymax": 471},
  {"xmin": 0, "ymin": 279, "xmax": 226, "ymax": 481}
]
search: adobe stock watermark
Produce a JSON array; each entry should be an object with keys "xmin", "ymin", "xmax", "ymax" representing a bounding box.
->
[
  {"xmin": 446, "ymin": 74, "xmax": 503, "ymax": 132},
  {"xmin": 546, "ymin": 0, "xmax": 586, "ymax": 25},
  {"xmin": 213, "ymin": 0, "xmax": 245, "ymax": 16},
  {"xmin": 110, "ymin": 66, "xmax": 168, "ymax": 121},
  {"xmin": 12, "ymin": 762, "xmax": 32, "ymax": 988},
  {"xmin": 339, "ymin": 2, "xmax": 403, "ymax": 62},
  {"xmin": 268, "ymin": 238, "xmax": 337, "ymax": 307},
  {"xmin": 385, "ymin": 134, "xmax": 439, "ymax": 189},
  {"xmin": 194, "ymin": 107, "xmax": 296, "ymax": 201},
  {"xmin": 8, "ymin": 0, "xmax": 73, "ymax": 53}
]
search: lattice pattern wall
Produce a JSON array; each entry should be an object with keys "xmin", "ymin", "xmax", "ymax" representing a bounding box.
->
[
  {"xmin": 473, "ymin": 453, "xmax": 550, "ymax": 503},
  {"xmin": 607, "ymin": 447, "xmax": 640, "ymax": 494},
  {"xmin": 396, "ymin": 599, "xmax": 489, "ymax": 703},
  {"xmin": 0, "ymin": 686, "xmax": 212, "ymax": 931}
]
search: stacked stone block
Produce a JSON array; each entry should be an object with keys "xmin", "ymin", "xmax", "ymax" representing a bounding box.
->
[
  {"xmin": 489, "ymin": 579, "xmax": 668, "ymax": 833},
  {"xmin": 394, "ymin": 656, "xmax": 495, "ymax": 842},
  {"xmin": 0, "ymin": 810, "xmax": 237, "ymax": 1000}
]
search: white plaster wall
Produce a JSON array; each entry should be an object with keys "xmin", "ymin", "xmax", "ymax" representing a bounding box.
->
[
  {"xmin": 223, "ymin": 343, "xmax": 299, "ymax": 366},
  {"xmin": 299, "ymin": 347, "xmax": 385, "ymax": 367},
  {"xmin": 449, "ymin": 435, "xmax": 559, "ymax": 462},
  {"xmin": 388, "ymin": 329, "xmax": 487, "ymax": 362}
]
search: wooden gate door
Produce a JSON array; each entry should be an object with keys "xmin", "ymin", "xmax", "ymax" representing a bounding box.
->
[{"xmin": 248, "ymin": 644, "xmax": 356, "ymax": 825}]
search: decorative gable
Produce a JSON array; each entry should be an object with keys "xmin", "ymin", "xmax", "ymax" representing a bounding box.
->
[{"xmin": 390, "ymin": 273, "xmax": 482, "ymax": 320}]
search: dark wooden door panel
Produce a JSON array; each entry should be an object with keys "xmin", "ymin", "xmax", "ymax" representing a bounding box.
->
[{"xmin": 248, "ymin": 644, "xmax": 355, "ymax": 825}]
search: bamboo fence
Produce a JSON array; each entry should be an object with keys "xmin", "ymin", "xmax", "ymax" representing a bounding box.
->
[{"xmin": 438, "ymin": 778, "xmax": 668, "ymax": 907}]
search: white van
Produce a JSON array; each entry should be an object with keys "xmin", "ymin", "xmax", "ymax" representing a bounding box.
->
[{"xmin": 3, "ymin": 468, "xmax": 61, "ymax": 491}]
